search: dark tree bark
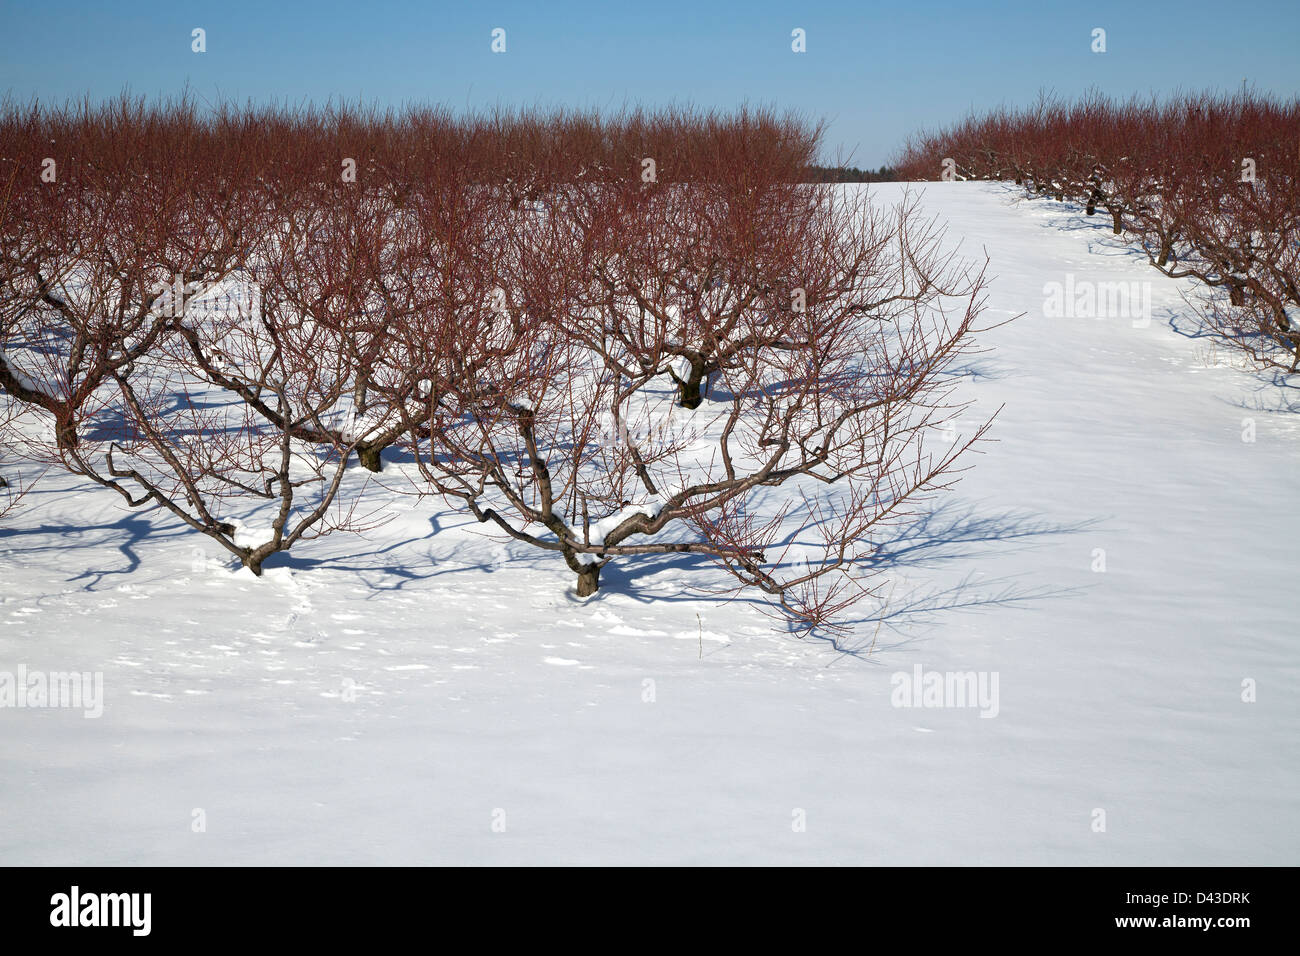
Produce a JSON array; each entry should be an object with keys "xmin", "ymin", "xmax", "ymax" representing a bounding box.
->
[{"xmin": 575, "ymin": 563, "xmax": 601, "ymax": 597}]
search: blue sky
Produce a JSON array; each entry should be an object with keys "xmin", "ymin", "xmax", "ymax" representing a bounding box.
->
[{"xmin": 2, "ymin": 0, "xmax": 1297, "ymax": 166}]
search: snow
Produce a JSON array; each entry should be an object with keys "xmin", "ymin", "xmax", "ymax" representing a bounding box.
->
[
  {"xmin": 569, "ymin": 500, "xmax": 666, "ymax": 565},
  {"xmin": 1, "ymin": 182, "xmax": 1297, "ymax": 864},
  {"xmin": 226, "ymin": 519, "xmax": 273, "ymax": 551},
  {"xmin": 0, "ymin": 349, "xmax": 48, "ymax": 399},
  {"xmin": 588, "ymin": 500, "xmax": 666, "ymax": 546},
  {"xmin": 340, "ymin": 406, "xmax": 394, "ymax": 444}
]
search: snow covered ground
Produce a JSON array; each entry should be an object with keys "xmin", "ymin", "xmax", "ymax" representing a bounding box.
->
[{"xmin": 2, "ymin": 182, "xmax": 1296, "ymax": 865}]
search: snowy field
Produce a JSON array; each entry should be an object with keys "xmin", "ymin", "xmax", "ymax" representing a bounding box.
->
[{"xmin": 2, "ymin": 181, "xmax": 1296, "ymax": 865}]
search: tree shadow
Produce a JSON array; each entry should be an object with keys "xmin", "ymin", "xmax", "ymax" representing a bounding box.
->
[
  {"xmin": 1165, "ymin": 313, "xmax": 1300, "ymax": 415},
  {"xmin": 258, "ymin": 539, "xmax": 444, "ymax": 592},
  {"xmin": 572, "ymin": 498, "xmax": 1095, "ymax": 658},
  {"xmin": 257, "ymin": 512, "xmax": 481, "ymax": 593},
  {"xmin": 3, "ymin": 470, "xmax": 1089, "ymax": 644},
  {"xmin": 944, "ymin": 357, "xmax": 1010, "ymax": 383},
  {"xmin": 801, "ymin": 500, "xmax": 1095, "ymax": 660},
  {"xmin": 1234, "ymin": 369, "xmax": 1300, "ymax": 415},
  {"xmin": 0, "ymin": 507, "xmax": 188, "ymax": 591}
]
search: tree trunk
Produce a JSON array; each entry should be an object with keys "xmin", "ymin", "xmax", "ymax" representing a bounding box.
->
[
  {"xmin": 677, "ymin": 376, "xmax": 704, "ymax": 410},
  {"xmin": 1111, "ymin": 209, "xmax": 1123, "ymax": 235},
  {"xmin": 1269, "ymin": 299, "xmax": 1291, "ymax": 333},
  {"xmin": 575, "ymin": 563, "xmax": 600, "ymax": 596},
  {"xmin": 357, "ymin": 443, "xmax": 383, "ymax": 472},
  {"xmin": 56, "ymin": 418, "xmax": 78, "ymax": 451},
  {"xmin": 1156, "ymin": 237, "xmax": 1173, "ymax": 267},
  {"xmin": 674, "ymin": 358, "xmax": 707, "ymax": 409}
]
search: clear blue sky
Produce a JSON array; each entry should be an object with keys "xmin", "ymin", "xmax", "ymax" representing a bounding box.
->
[{"xmin": 2, "ymin": 0, "xmax": 1297, "ymax": 166}]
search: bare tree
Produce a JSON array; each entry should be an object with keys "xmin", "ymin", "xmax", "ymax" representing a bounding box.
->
[
  {"xmin": 402, "ymin": 164, "xmax": 995, "ymax": 632},
  {"xmin": 0, "ymin": 97, "xmax": 379, "ymax": 572}
]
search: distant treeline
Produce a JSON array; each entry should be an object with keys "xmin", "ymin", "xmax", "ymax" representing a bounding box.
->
[{"xmin": 804, "ymin": 165, "xmax": 898, "ymax": 183}]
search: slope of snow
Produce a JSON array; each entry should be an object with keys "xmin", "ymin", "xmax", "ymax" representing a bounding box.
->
[{"xmin": 1, "ymin": 182, "xmax": 1296, "ymax": 865}]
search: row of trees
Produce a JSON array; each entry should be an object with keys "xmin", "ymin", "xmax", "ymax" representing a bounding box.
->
[
  {"xmin": 805, "ymin": 165, "xmax": 899, "ymax": 183},
  {"xmin": 895, "ymin": 90, "xmax": 1300, "ymax": 373},
  {"xmin": 0, "ymin": 99, "xmax": 991, "ymax": 632}
]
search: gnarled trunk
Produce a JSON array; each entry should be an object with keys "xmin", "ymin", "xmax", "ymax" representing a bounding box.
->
[
  {"xmin": 56, "ymin": 418, "xmax": 78, "ymax": 451},
  {"xmin": 357, "ymin": 443, "xmax": 383, "ymax": 472},
  {"xmin": 1266, "ymin": 297, "xmax": 1291, "ymax": 333},
  {"xmin": 677, "ymin": 377, "xmax": 704, "ymax": 410},
  {"xmin": 673, "ymin": 357, "xmax": 708, "ymax": 409},
  {"xmin": 1086, "ymin": 186, "xmax": 1103, "ymax": 216},
  {"xmin": 575, "ymin": 562, "xmax": 600, "ymax": 596},
  {"xmin": 1157, "ymin": 237, "xmax": 1173, "ymax": 267}
]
